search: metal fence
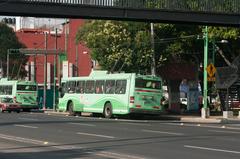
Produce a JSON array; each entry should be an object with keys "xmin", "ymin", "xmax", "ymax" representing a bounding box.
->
[{"xmin": 6, "ymin": 0, "xmax": 240, "ymax": 14}]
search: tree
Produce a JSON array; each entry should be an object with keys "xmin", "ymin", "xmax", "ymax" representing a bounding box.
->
[
  {"xmin": 0, "ymin": 23, "xmax": 27, "ymax": 79},
  {"xmin": 76, "ymin": 20, "xmax": 154, "ymax": 73},
  {"xmin": 208, "ymin": 26, "xmax": 240, "ymax": 67},
  {"xmin": 76, "ymin": 20, "xmax": 203, "ymax": 73},
  {"xmin": 76, "ymin": 20, "xmax": 239, "ymax": 73}
]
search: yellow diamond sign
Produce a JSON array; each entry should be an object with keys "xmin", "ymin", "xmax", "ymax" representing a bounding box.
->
[{"xmin": 207, "ymin": 63, "xmax": 216, "ymax": 77}]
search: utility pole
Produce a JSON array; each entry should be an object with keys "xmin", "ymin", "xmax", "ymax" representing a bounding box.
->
[
  {"xmin": 75, "ymin": 44, "xmax": 78, "ymax": 76},
  {"xmin": 53, "ymin": 28, "xmax": 57, "ymax": 111},
  {"xmin": 202, "ymin": 26, "xmax": 210, "ymax": 118},
  {"xmin": 7, "ymin": 50, "xmax": 9, "ymax": 79},
  {"xmin": 65, "ymin": 19, "xmax": 68, "ymax": 53},
  {"xmin": 34, "ymin": 51, "xmax": 37, "ymax": 82},
  {"xmin": 150, "ymin": 23, "xmax": 156, "ymax": 76},
  {"xmin": 43, "ymin": 33, "xmax": 47, "ymax": 110}
]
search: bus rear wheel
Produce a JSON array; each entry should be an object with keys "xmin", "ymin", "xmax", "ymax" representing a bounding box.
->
[
  {"xmin": 68, "ymin": 102, "xmax": 75, "ymax": 116},
  {"xmin": 103, "ymin": 103, "xmax": 112, "ymax": 118}
]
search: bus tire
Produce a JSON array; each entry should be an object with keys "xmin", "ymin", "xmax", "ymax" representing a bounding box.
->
[
  {"xmin": 68, "ymin": 102, "xmax": 75, "ymax": 116},
  {"xmin": 103, "ymin": 103, "xmax": 112, "ymax": 118}
]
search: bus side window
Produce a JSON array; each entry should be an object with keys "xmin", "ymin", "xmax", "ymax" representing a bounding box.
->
[
  {"xmin": 76, "ymin": 81, "xmax": 81, "ymax": 93},
  {"xmin": 68, "ymin": 81, "xmax": 76, "ymax": 93},
  {"xmin": 0, "ymin": 86, "xmax": 3, "ymax": 95},
  {"xmin": 85, "ymin": 80, "xmax": 94, "ymax": 94},
  {"xmin": 105, "ymin": 80, "xmax": 115, "ymax": 94},
  {"xmin": 76, "ymin": 81, "xmax": 85, "ymax": 93},
  {"xmin": 59, "ymin": 82, "xmax": 66, "ymax": 97},
  {"xmin": 5, "ymin": 85, "xmax": 12, "ymax": 95},
  {"xmin": 95, "ymin": 80, "xmax": 104, "ymax": 94},
  {"xmin": 115, "ymin": 80, "xmax": 127, "ymax": 94}
]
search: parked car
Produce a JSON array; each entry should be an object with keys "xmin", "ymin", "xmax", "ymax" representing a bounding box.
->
[{"xmin": 0, "ymin": 97, "xmax": 21, "ymax": 113}]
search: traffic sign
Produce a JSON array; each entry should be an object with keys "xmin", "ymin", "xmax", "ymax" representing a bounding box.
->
[
  {"xmin": 207, "ymin": 77, "xmax": 216, "ymax": 81},
  {"xmin": 207, "ymin": 63, "xmax": 216, "ymax": 77}
]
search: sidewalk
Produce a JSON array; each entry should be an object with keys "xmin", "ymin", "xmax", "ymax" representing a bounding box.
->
[
  {"xmin": 180, "ymin": 116, "xmax": 240, "ymax": 124},
  {"xmin": 44, "ymin": 109, "xmax": 92, "ymax": 117},
  {"xmin": 43, "ymin": 109, "xmax": 240, "ymax": 124}
]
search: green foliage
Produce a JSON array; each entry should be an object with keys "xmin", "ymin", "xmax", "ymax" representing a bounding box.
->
[
  {"xmin": 0, "ymin": 23, "xmax": 27, "ymax": 79},
  {"xmin": 76, "ymin": 20, "xmax": 152, "ymax": 73},
  {"xmin": 76, "ymin": 20, "xmax": 240, "ymax": 73}
]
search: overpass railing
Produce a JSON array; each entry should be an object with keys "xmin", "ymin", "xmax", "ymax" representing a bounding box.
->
[{"xmin": 6, "ymin": 0, "xmax": 240, "ymax": 14}]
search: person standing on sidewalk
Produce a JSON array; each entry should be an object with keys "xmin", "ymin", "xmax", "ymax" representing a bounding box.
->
[{"xmin": 179, "ymin": 79, "xmax": 189, "ymax": 98}]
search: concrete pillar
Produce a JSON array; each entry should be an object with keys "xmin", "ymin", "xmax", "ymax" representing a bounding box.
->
[
  {"xmin": 223, "ymin": 111, "xmax": 233, "ymax": 118},
  {"xmin": 62, "ymin": 61, "xmax": 69, "ymax": 78},
  {"xmin": 30, "ymin": 61, "xmax": 35, "ymax": 82},
  {"xmin": 69, "ymin": 63, "xmax": 73, "ymax": 77},
  {"xmin": 201, "ymin": 108, "xmax": 210, "ymax": 119}
]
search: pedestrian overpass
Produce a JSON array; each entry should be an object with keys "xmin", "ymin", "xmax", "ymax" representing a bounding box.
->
[{"xmin": 0, "ymin": 0, "xmax": 239, "ymax": 26}]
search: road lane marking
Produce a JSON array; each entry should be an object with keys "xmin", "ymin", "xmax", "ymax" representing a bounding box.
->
[
  {"xmin": 18, "ymin": 117, "xmax": 39, "ymax": 121},
  {"xmin": 0, "ymin": 133, "xmax": 81, "ymax": 150},
  {"xmin": 164, "ymin": 123, "xmax": 240, "ymax": 130},
  {"xmin": 209, "ymin": 130, "xmax": 240, "ymax": 134},
  {"xmin": 14, "ymin": 124, "xmax": 38, "ymax": 129},
  {"xmin": 0, "ymin": 133, "xmax": 47, "ymax": 145},
  {"xmin": 184, "ymin": 145, "xmax": 240, "ymax": 154},
  {"xmin": 68, "ymin": 122, "xmax": 96, "ymax": 127},
  {"xmin": 0, "ymin": 134, "xmax": 144, "ymax": 159},
  {"xmin": 97, "ymin": 151, "xmax": 145, "ymax": 159},
  {"xmin": 120, "ymin": 122, "xmax": 151, "ymax": 126},
  {"xmin": 141, "ymin": 129, "xmax": 184, "ymax": 136},
  {"xmin": 77, "ymin": 132, "xmax": 115, "ymax": 139}
]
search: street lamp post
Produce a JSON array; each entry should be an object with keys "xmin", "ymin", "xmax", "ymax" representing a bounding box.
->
[{"xmin": 202, "ymin": 26, "xmax": 210, "ymax": 118}]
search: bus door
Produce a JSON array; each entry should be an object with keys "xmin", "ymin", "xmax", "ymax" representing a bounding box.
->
[{"xmin": 134, "ymin": 78, "xmax": 162, "ymax": 111}]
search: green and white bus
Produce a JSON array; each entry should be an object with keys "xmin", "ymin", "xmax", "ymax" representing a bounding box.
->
[
  {"xmin": 58, "ymin": 71, "xmax": 164, "ymax": 118},
  {"xmin": 0, "ymin": 78, "xmax": 38, "ymax": 111}
]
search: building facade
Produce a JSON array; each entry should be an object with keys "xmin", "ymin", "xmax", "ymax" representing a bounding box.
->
[{"xmin": 16, "ymin": 19, "xmax": 92, "ymax": 86}]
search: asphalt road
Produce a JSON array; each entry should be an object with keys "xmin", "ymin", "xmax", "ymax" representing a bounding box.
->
[{"xmin": 0, "ymin": 112, "xmax": 239, "ymax": 159}]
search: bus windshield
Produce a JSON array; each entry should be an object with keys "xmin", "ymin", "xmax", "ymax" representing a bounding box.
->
[
  {"xmin": 135, "ymin": 78, "xmax": 161, "ymax": 89},
  {"xmin": 17, "ymin": 85, "xmax": 37, "ymax": 91}
]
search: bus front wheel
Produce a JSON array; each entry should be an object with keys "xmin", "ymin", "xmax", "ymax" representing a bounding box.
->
[
  {"xmin": 103, "ymin": 103, "xmax": 112, "ymax": 118},
  {"xmin": 68, "ymin": 102, "xmax": 75, "ymax": 116}
]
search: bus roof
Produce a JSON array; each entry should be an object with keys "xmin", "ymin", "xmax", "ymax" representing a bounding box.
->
[
  {"xmin": 0, "ymin": 78, "xmax": 37, "ymax": 85},
  {"xmin": 62, "ymin": 70, "xmax": 161, "ymax": 81}
]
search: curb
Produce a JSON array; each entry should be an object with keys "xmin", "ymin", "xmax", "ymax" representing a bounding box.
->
[
  {"xmin": 180, "ymin": 117, "xmax": 222, "ymax": 124},
  {"xmin": 180, "ymin": 117, "xmax": 240, "ymax": 124},
  {"xmin": 44, "ymin": 110, "xmax": 92, "ymax": 117},
  {"xmin": 43, "ymin": 110, "xmax": 240, "ymax": 124}
]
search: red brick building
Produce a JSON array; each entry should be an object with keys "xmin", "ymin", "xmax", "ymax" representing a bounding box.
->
[{"xmin": 16, "ymin": 19, "xmax": 92, "ymax": 86}]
